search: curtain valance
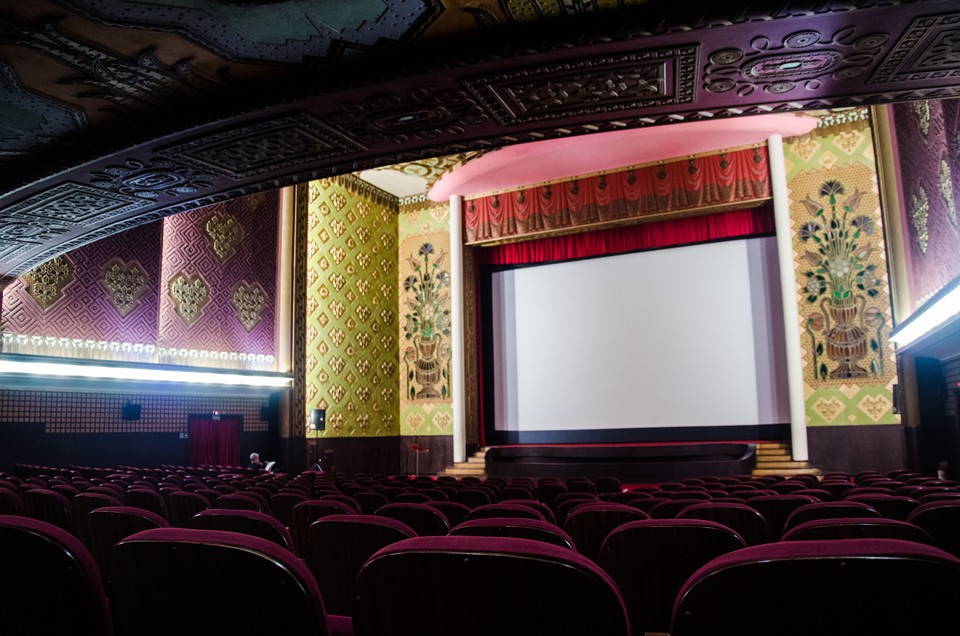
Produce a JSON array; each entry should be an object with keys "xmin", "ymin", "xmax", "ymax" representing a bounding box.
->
[{"xmin": 463, "ymin": 146, "xmax": 770, "ymax": 244}]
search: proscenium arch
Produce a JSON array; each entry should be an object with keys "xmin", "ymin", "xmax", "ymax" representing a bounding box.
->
[{"xmin": 1, "ymin": 0, "xmax": 959, "ymax": 278}]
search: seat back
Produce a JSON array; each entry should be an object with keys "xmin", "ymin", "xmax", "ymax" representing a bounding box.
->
[
  {"xmin": 676, "ymin": 501, "xmax": 769, "ymax": 545},
  {"xmin": 22, "ymin": 487, "xmax": 75, "ymax": 534},
  {"xmin": 305, "ymin": 514, "xmax": 417, "ymax": 616},
  {"xmin": 782, "ymin": 500, "xmax": 882, "ymax": 534},
  {"xmin": 188, "ymin": 508, "xmax": 295, "ymax": 551},
  {"xmin": 906, "ymin": 501, "xmax": 960, "ymax": 558},
  {"xmin": 562, "ymin": 502, "xmax": 650, "ymax": 561},
  {"xmin": 165, "ymin": 490, "xmax": 211, "ymax": 527},
  {"xmin": 375, "ymin": 502, "xmax": 451, "ymax": 537},
  {"xmin": 123, "ymin": 488, "xmax": 168, "ymax": 520},
  {"xmin": 270, "ymin": 491, "xmax": 309, "ymax": 525},
  {"xmin": 780, "ymin": 516, "xmax": 936, "ymax": 544},
  {"xmin": 73, "ymin": 492, "xmax": 124, "ymax": 547},
  {"xmin": 744, "ymin": 494, "xmax": 819, "ymax": 540},
  {"xmin": 85, "ymin": 506, "xmax": 170, "ymax": 580},
  {"xmin": 0, "ymin": 515, "xmax": 113, "ymax": 636},
  {"xmin": 597, "ymin": 518, "xmax": 746, "ymax": 636},
  {"xmin": 843, "ymin": 493, "xmax": 921, "ymax": 521},
  {"xmin": 671, "ymin": 539, "xmax": 960, "ymax": 636},
  {"xmin": 288, "ymin": 499, "xmax": 357, "ymax": 556},
  {"xmin": 425, "ymin": 500, "xmax": 472, "ymax": 529},
  {"xmin": 354, "ymin": 536, "xmax": 629, "ymax": 636},
  {"xmin": 109, "ymin": 528, "xmax": 334, "ymax": 636},
  {"xmin": 0, "ymin": 486, "xmax": 22, "ymax": 515},
  {"xmin": 464, "ymin": 502, "xmax": 546, "ymax": 522},
  {"xmin": 450, "ymin": 517, "xmax": 577, "ymax": 550}
]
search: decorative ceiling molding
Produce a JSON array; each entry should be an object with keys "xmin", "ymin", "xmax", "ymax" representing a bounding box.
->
[{"xmin": 0, "ymin": 1, "xmax": 959, "ymax": 277}]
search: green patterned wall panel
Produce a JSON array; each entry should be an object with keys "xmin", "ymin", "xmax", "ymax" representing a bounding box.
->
[
  {"xmin": 398, "ymin": 197, "xmax": 454, "ymax": 437},
  {"xmin": 305, "ymin": 178, "xmax": 399, "ymax": 438},
  {"xmin": 783, "ymin": 111, "xmax": 899, "ymax": 427}
]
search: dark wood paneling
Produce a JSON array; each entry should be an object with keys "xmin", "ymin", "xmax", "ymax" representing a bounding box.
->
[{"xmin": 807, "ymin": 425, "xmax": 907, "ymax": 475}]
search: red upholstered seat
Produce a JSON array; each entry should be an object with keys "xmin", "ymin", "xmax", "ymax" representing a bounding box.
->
[
  {"xmin": 598, "ymin": 518, "xmax": 746, "ymax": 636},
  {"xmin": 450, "ymin": 516, "xmax": 577, "ymax": 550},
  {"xmin": 189, "ymin": 508, "xmax": 295, "ymax": 551},
  {"xmin": 306, "ymin": 514, "xmax": 417, "ymax": 616},
  {"xmin": 109, "ymin": 527, "xmax": 352, "ymax": 636},
  {"xmin": 780, "ymin": 516, "xmax": 935, "ymax": 544},
  {"xmin": 671, "ymin": 539, "xmax": 960, "ymax": 636},
  {"xmin": 354, "ymin": 536, "xmax": 629, "ymax": 636},
  {"xmin": 374, "ymin": 502, "xmax": 450, "ymax": 537},
  {"xmin": 0, "ymin": 515, "xmax": 113, "ymax": 636}
]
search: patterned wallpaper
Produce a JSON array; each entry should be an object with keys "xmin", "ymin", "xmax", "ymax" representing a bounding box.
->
[
  {"xmin": 0, "ymin": 388, "xmax": 269, "ymax": 434},
  {"xmin": 888, "ymin": 98, "xmax": 960, "ymax": 313},
  {"xmin": 305, "ymin": 177, "xmax": 399, "ymax": 438},
  {"xmin": 157, "ymin": 191, "xmax": 279, "ymax": 370},
  {"xmin": 783, "ymin": 111, "xmax": 899, "ymax": 427},
  {"xmin": 399, "ymin": 197, "xmax": 453, "ymax": 437},
  {"xmin": 2, "ymin": 220, "xmax": 163, "ymax": 361}
]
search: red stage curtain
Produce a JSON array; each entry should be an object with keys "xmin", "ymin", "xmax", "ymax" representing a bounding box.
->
[
  {"xmin": 188, "ymin": 416, "xmax": 241, "ymax": 467},
  {"xmin": 478, "ymin": 205, "xmax": 774, "ymax": 266},
  {"xmin": 464, "ymin": 146, "xmax": 770, "ymax": 243}
]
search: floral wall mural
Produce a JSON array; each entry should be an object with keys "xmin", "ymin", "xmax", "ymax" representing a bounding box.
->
[
  {"xmin": 305, "ymin": 177, "xmax": 399, "ymax": 438},
  {"xmin": 784, "ymin": 109, "xmax": 899, "ymax": 427},
  {"xmin": 399, "ymin": 197, "xmax": 453, "ymax": 437}
]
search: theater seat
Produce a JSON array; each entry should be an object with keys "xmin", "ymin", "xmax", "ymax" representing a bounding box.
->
[
  {"xmin": 597, "ymin": 518, "xmax": 746, "ymax": 636},
  {"xmin": 354, "ymin": 536, "xmax": 629, "ymax": 636},
  {"xmin": 109, "ymin": 527, "xmax": 352, "ymax": 636},
  {"xmin": 671, "ymin": 538, "xmax": 960, "ymax": 636},
  {"xmin": 0, "ymin": 515, "xmax": 113, "ymax": 636},
  {"xmin": 305, "ymin": 514, "xmax": 417, "ymax": 616}
]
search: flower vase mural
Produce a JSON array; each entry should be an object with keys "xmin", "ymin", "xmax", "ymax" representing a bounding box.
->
[
  {"xmin": 800, "ymin": 179, "xmax": 886, "ymax": 380},
  {"xmin": 402, "ymin": 242, "xmax": 452, "ymax": 400}
]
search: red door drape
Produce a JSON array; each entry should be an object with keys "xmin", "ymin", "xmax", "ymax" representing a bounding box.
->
[{"xmin": 188, "ymin": 416, "xmax": 241, "ymax": 467}]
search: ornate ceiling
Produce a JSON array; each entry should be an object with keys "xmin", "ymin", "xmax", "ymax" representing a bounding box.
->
[{"xmin": 1, "ymin": 0, "xmax": 959, "ymax": 278}]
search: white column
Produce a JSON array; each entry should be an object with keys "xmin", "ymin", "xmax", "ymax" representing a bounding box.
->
[
  {"xmin": 449, "ymin": 195, "xmax": 466, "ymax": 463},
  {"xmin": 768, "ymin": 134, "xmax": 809, "ymax": 461}
]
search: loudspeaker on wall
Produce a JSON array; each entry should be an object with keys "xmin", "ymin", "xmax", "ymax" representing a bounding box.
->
[
  {"xmin": 122, "ymin": 402, "xmax": 142, "ymax": 421},
  {"xmin": 310, "ymin": 408, "xmax": 326, "ymax": 431}
]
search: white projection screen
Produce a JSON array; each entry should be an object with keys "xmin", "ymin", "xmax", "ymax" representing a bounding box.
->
[{"xmin": 485, "ymin": 236, "xmax": 790, "ymax": 443}]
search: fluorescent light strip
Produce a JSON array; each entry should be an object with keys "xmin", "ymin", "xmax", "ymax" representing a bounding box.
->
[
  {"xmin": 0, "ymin": 358, "xmax": 292, "ymax": 388},
  {"xmin": 889, "ymin": 284, "xmax": 960, "ymax": 348}
]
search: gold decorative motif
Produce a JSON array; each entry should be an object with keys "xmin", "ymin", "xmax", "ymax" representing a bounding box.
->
[
  {"xmin": 911, "ymin": 187, "xmax": 929, "ymax": 254},
  {"xmin": 205, "ymin": 213, "xmax": 242, "ymax": 261},
  {"xmin": 24, "ymin": 255, "xmax": 73, "ymax": 310},
  {"xmin": 102, "ymin": 259, "xmax": 147, "ymax": 317},
  {"xmin": 811, "ymin": 396, "xmax": 845, "ymax": 423},
  {"xmin": 911, "ymin": 100, "xmax": 930, "ymax": 136},
  {"xmin": 169, "ymin": 273, "xmax": 209, "ymax": 325},
  {"xmin": 858, "ymin": 394, "xmax": 892, "ymax": 422},
  {"xmin": 940, "ymin": 158, "xmax": 957, "ymax": 226},
  {"xmin": 231, "ymin": 282, "xmax": 267, "ymax": 331}
]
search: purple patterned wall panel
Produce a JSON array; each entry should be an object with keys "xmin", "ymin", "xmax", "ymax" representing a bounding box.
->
[
  {"xmin": 890, "ymin": 98, "xmax": 960, "ymax": 312},
  {"xmin": 157, "ymin": 191, "xmax": 279, "ymax": 363},
  {"xmin": 2, "ymin": 220, "xmax": 163, "ymax": 348}
]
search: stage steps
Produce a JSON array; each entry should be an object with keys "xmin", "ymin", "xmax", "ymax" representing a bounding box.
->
[
  {"xmin": 439, "ymin": 447, "xmax": 489, "ymax": 478},
  {"xmin": 752, "ymin": 442, "xmax": 822, "ymax": 478}
]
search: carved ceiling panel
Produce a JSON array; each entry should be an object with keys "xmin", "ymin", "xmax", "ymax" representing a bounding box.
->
[{"xmin": 0, "ymin": 0, "xmax": 959, "ymax": 276}]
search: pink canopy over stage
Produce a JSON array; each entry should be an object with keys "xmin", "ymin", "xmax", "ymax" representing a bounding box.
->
[{"xmin": 429, "ymin": 114, "xmax": 820, "ymax": 201}]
